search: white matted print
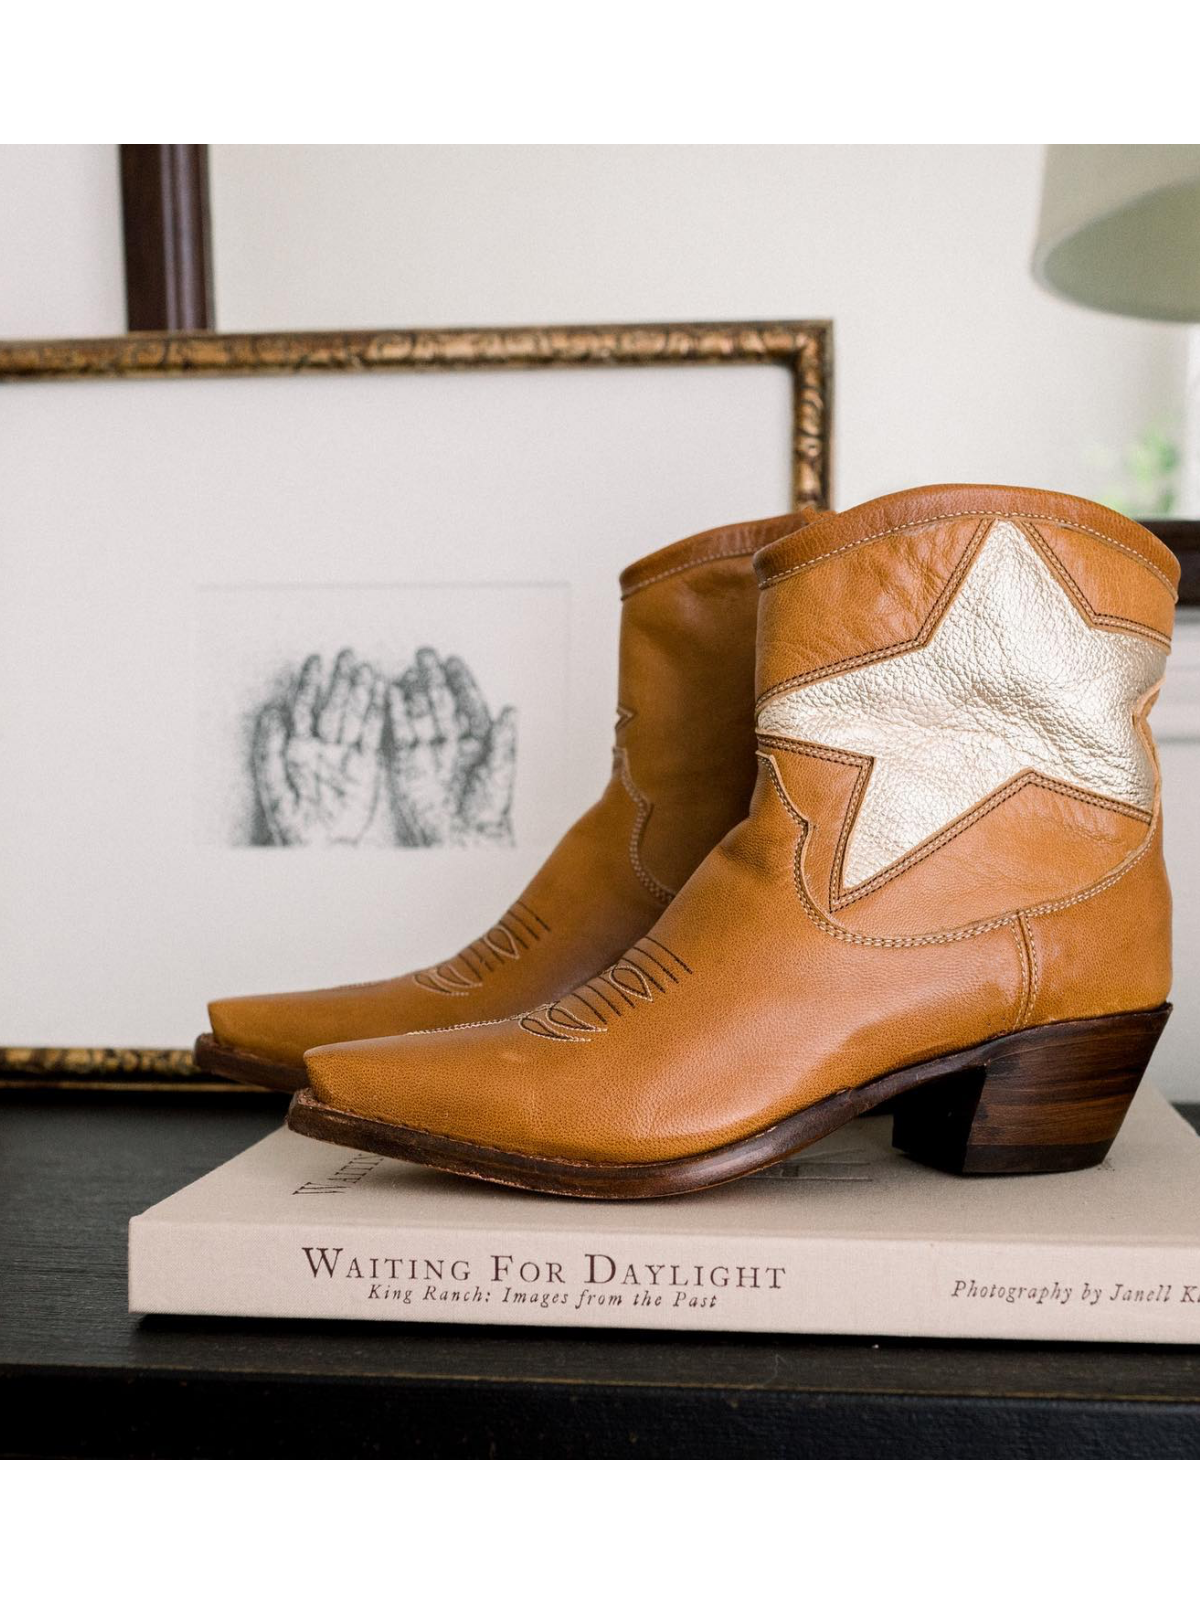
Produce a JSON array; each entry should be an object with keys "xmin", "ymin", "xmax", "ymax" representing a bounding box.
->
[
  {"xmin": 0, "ymin": 352, "xmax": 801, "ymax": 1055},
  {"xmin": 196, "ymin": 583, "xmax": 566, "ymax": 851}
]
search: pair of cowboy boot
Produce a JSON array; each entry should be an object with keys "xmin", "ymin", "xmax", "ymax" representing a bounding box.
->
[{"xmin": 203, "ymin": 484, "xmax": 1178, "ymax": 1199}]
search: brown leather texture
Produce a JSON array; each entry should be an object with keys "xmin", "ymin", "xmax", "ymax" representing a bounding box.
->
[
  {"xmin": 208, "ymin": 510, "xmax": 809, "ymax": 1068},
  {"xmin": 306, "ymin": 484, "xmax": 1177, "ymax": 1165}
]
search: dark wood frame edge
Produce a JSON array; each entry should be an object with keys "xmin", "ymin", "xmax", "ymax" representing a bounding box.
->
[
  {"xmin": 119, "ymin": 144, "xmax": 214, "ymax": 333},
  {"xmin": 0, "ymin": 319, "xmax": 832, "ymax": 512},
  {"xmin": 1143, "ymin": 519, "xmax": 1200, "ymax": 608}
]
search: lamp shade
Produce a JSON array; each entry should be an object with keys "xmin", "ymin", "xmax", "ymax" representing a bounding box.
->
[{"xmin": 1033, "ymin": 145, "xmax": 1200, "ymax": 321}]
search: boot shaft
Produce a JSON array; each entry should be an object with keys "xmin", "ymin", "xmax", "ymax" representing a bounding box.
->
[
  {"xmin": 611, "ymin": 510, "xmax": 815, "ymax": 897},
  {"xmin": 750, "ymin": 485, "xmax": 1179, "ymax": 1006}
]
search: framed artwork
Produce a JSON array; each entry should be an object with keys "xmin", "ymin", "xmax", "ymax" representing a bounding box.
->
[{"xmin": 0, "ymin": 320, "xmax": 832, "ymax": 1088}]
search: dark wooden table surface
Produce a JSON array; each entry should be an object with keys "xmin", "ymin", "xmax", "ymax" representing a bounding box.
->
[{"xmin": 3, "ymin": 1093, "xmax": 1199, "ymax": 1458}]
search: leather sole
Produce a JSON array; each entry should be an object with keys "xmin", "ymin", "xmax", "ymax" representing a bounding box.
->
[
  {"xmin": 194, "ymin": 1032, "xmax": 308, "ymax": 1093},
  {"xmin": 285, "ymin": 1004, "xmax": 1171, "ymax": 1199}
]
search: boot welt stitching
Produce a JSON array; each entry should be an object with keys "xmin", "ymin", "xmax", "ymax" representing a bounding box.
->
[
  {"xmin": 761, "ymin": 510, "xmax": 1179, "ymax": 596},
  {"xmin": 593, "ymin": 972, "xmax": 636, "ymax": 1008},
  {"xmin": 521, "ymin": 953, "xmax": 677, "ymax": 1039},
  {"xmin": 1014, "ymin": 517, "xmax": 1172, "ymax": 646},
  {"xmin": 762, "ymin": 753, "xmax": 1161, "ymax": 948},
  {"xmin": 618, "ymin": 751, "xmax": 674, "ymax": 906},
  {"xmin": 515, "ymin": 898, "xmax": 551, "ymax": 932},
  {"xmin": 631, "ymin": 942, "xmax": 681, "ymax": 983},
  {"xmin": 520, "ymin": 1016, "xmax": 592, "ymax": 1041},
  {"xmin": 414, "ymin": 897, "xmax": 552, "ymax": 995},
  {"xmin": 620, "ymin": 956, "xmax": 666, "ymax": 993},
  {"xmin": 495, "ymin": 917, "xmax": 530, "ymax": 951},
  {"xmin": 400, "ymin": 1011, "xmax": 530, "ymax": 1036},
  {"xmin": 756, "ymin": 518, "xmax": 993, "ymax": 710},
  {"xmin": 582, "ymin": 980, "xmax": 623, "ymax": 1016},
  {"xmin": 573, "ymin": 993, "xmax": 610, "ymax": 1025},
  {"xmin": 505, "ymin": 906, "xmax": 541, "ymax": 941},
  {"xmin": 1012, "ymin": 914, "xmax": 1033, "ymax": 1030},
  {"xmin": 1027, "ymin": 914, "xmax": 1042, "ymax": 1014},
  {"xmin": 621, "ymin": 541, "xmax": 764, "ymax": 597},
  {"xmin": 757, "ymin": 741, "xmax": 1154, "ymax": 916},
  {"xmin": 828, "ymin": 768, "xmax": 1150, "ymax": 911},
  {"xmin": 642, "ymin": 933, "xmax": 693, "ymax": 973}
]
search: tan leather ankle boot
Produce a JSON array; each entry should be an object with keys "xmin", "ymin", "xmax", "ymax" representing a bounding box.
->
[
  {"xmin": 291, "ymin": 485, "xmax": 1179, "ymax": 1195},
  {"xmin": 198, "ymin": 511, "xmax": 812, "ymax": 1089}
]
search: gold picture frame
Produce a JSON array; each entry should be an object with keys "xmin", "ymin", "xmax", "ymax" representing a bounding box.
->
[{"xmin": 0, "ymin": 318, "xmax": 832, "ymax": 1089}]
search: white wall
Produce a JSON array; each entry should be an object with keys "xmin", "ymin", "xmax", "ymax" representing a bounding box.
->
[
  {"xmin": 0, "ymin": 144, "xmax": 124, "ymax": 338},
  {"xmin": 209, "ymin": 144, "xmax": 1184, "ymax": 509}
]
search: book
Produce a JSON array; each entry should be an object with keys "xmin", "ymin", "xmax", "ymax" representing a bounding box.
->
[{"xmin": 129, "ymin": 1086, "xmax": 1200, "ymax": 1343}]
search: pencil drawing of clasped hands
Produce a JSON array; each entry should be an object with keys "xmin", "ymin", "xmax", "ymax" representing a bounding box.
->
[
  {"xmin": 254, "ymin": 650, "xmax": 385, "ymax": 846},
  {"xmin": 253, "ymin": 647, "xmax": 517, "ymax": 847},
  {"xmin": 387, "ymin": 647, "xmax": 517, "ymax": 847}
]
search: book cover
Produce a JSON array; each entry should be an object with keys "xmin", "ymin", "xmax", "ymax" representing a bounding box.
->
[{"xmin": 129, "ymin": 1087, "xmax": 1200, "ymax": 1343}]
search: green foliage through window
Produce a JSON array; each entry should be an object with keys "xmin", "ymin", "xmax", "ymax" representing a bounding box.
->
[{"xmin": 1099, "ymin": 426, "xmax": 1180, "ymax": 518}]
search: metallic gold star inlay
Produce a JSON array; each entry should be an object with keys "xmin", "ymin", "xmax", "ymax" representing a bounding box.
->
[{"xmin": 757, "ymin": 520, "xmax": 1167, "ymax": 889}]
